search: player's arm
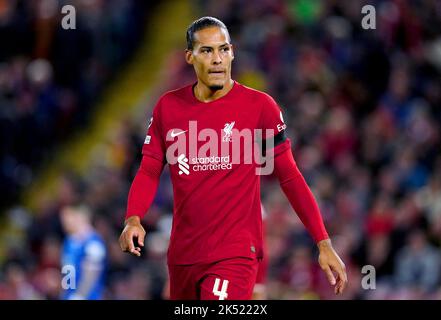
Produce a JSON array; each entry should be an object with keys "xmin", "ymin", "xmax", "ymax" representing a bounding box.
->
[
  {"xmin": 119, "ymin": 155, "xmax": 164, "ymax": 257},
  {"xmin": 259, "ymin": 93, "xmax": 347, "ymax": 294},
  {"xmin": 272, "ymin": 144, "xmax": 348, "ymax": 295},
  {"xmin": 71, "ymin": 241, "xmax": 106, "ymax": 299}
]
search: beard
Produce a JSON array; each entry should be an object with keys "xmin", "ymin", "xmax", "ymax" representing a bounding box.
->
[{"xmin": 209, "ymin": 84, "xmax": 224, "ymax": 91}]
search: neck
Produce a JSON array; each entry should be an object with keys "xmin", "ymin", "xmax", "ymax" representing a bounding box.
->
[
  {"xmin": 194, "ymin": 79, "xmax": 234, "ymax": 102},
  {"xmin": 73, "ymin": 224, "xmax": 93, "ymax": 238}
]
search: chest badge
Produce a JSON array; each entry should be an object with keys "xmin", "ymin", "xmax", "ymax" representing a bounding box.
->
[{"xmin": 222, "ymin": 121, "xmax": 235, "ymax": 142}]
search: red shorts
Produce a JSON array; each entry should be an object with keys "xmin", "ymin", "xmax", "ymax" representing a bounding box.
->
[{"xmin": 168, "ymin": 257, "xmax": 259, "ymax": 300}]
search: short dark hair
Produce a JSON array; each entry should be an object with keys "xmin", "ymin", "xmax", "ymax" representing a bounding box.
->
[{"xmin": 186, "ymin": 16, "xmax": 231, "ymax": 50}]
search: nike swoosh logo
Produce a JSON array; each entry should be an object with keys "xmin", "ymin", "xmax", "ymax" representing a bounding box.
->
[{"xmin": 170, "ymin": 130, "xmax": 187, "ymax": 138}]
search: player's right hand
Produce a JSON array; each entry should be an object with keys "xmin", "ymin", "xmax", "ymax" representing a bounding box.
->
[
  {"xmin": 317, "ymin": 239, "xmax": 348, "ymax": 295},
  {"xmin": 119, "ymin": 216, "xmax": 146, "ymax": 257}
]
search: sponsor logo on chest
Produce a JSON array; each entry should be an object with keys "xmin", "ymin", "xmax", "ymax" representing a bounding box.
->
[{"xmin": 164, "ymin": 120, "xmax": 276, "ymax": 176}]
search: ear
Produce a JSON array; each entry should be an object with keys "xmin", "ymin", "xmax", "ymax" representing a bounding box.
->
[
  {"xmin": 230, "ymin": 44, "xmax": 235, "ymax": 61},
  {"xmin": 185, "ymin": 49, "xmax": 193, "ymax": 65}
]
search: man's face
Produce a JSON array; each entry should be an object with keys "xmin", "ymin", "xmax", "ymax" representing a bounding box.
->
[
  {"xmin": 60, "ymin": 207, "xmax": 77, "ymax": 234},
  {"xmin": 186, "ymin": 26, "xmax": 234, "ymax": 90},
  {"xmin": 60, "ymin": 207, "xmax": 88, "ymax": 235}
]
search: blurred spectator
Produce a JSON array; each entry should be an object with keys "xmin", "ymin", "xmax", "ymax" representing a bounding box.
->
[
  {"xmin": 0, "ymin": 263, "xmax": 41, "ymax": 299},
  {"xmin": 395, "ymin": 230, "xmax": 441, "ymax": 294},
  {"xmin": 1, "ymin": 0, "xmax": 441, "ymax": 299},
  {"xmin": 59, "ymin": 203, "xmax": 106, "ymax": 300},
  {"xmin": 0, "ymin": 0, "xmax": 153, "ymax": 210}
]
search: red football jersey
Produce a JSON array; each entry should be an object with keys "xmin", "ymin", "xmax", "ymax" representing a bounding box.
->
[{"xmin": 142, "ymin": 80, "xmax": 290, "ymax": 265}]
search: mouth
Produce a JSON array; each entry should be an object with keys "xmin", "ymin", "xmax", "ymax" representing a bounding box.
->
[{"xmin": 208, "ymin": 70, "xmax": 226, "ymax": 75}]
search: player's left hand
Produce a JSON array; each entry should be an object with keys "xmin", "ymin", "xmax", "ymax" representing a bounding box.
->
[{"xmin": 317, "ymin": 239, "xmax": 348, "ymax": 295}]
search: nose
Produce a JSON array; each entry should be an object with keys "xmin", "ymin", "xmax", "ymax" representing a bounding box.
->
[{"xmin": 212, "ymin": 49, "xmax": 222, "ymax": 65}]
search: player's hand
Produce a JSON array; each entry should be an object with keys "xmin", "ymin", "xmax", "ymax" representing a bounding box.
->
[
  {"xmin": 119, "ymin": 216, "xmax": 146, "ymax": 257},
  {"xmin": 317, "ymin": 239, "xmax": 348, "ymax": 295}
]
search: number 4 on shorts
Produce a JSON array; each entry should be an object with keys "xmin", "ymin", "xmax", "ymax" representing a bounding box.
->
[{"xmin": 213, "ymin": 278, "xmax": 229, "ymax": 300}]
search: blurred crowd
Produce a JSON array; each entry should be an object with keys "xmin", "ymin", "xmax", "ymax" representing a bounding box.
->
[
  {"xmin": 2, "ymin": 0, "xmax": 441, "ymax": 300},
  {"xmin": 0, "ymin": 0, "xmax": 151, "ymax": 210}
]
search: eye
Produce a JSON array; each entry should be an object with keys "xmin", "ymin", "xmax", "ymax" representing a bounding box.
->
[
  {"xmin": 201, "ymin": 48, "xmax": 211, "ymax": 54},
  {"xmin": 221, "ymin": 47, "xmax": 230, "ymax": 52}
]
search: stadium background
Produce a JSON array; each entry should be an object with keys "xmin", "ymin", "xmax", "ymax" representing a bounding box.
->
[{"xmin": 1, "ymin": 0, "xmax": 441, "ymax": 299}]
